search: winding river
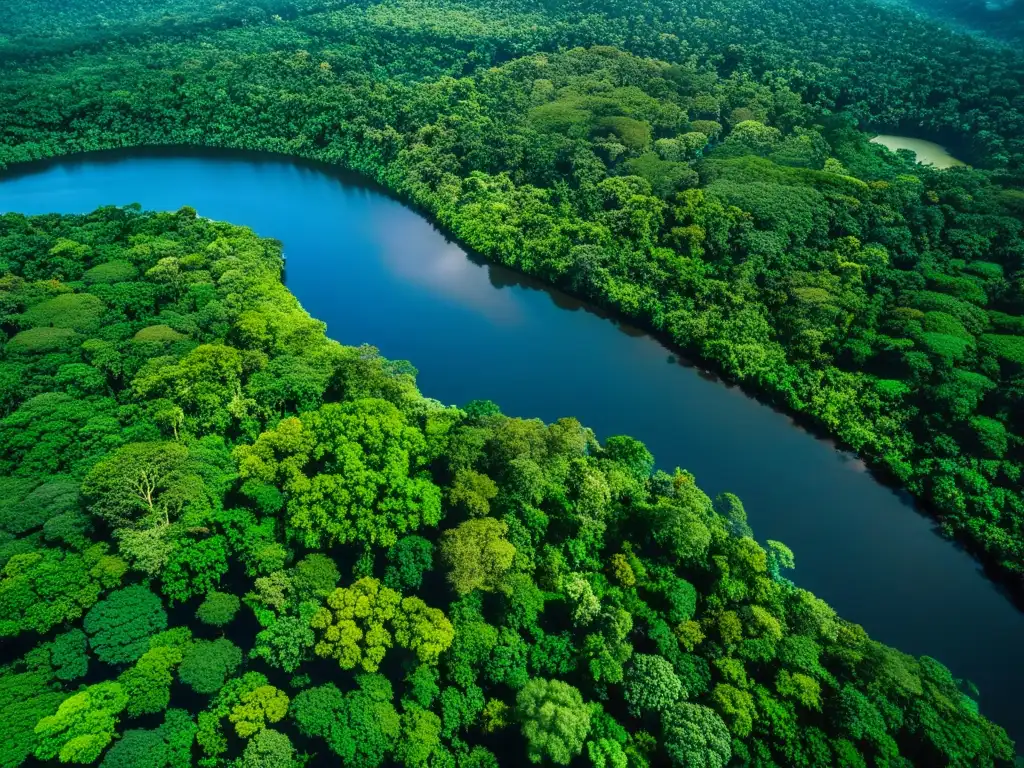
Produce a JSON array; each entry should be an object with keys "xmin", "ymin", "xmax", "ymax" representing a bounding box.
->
[{"xmin": 2, "ymin": 148, "xmax": 1022, "ymax": 746}]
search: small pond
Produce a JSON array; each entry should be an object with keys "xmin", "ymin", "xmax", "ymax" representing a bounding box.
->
[{"xmin": 870, "ymin": 134, "xmax": 967, "ymax": 168}]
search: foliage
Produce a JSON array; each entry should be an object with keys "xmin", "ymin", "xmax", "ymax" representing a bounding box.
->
[
  {"xmin": 383, "ymin": 535, "xmax": 434, "ymax": 592},
  {"xmin": 309, "ymin": 577, "xmax": 453, "ymax": 672},
  {"xmin": 251, "ymin": 617, "xmax": 315, "ymax": 674},
  {"xmin": 291, "ymin": 677, "xmax": 401, "ymax": 767},
  {"xmin": 517, "ymin": 678, "xmax": 592, "ymax": 765},
  {"xmin": 623, "ymin": 653, "xmax": 684, "ymax": 715},
  {"xmin": 227, "ymin": 684, "xmax": 289, "ymax": 738},
  {"xmin": 0, "ymin": 544, "xmax": 126, "ymax": 637},
  {"xmin": 119, "ymin": 645, "xmax": 183, "ymax": 718},
  {"xmin": 82, "ymin": 442, "xmax": 196, "ymax": 529},
  {"xmin": 235, "ymin": 399, "xmax": 442, "ymax": 548},
  {"xmin": 197, "ymin": 672, "xmax": 269, "ymax": 760},
  {"xmin": 196, "ymin": 591, "xmax": 241, "ymax": 628},
  {"xmin": 0, "ymin": 665, "xmax": 66, "ymax": 768},
  {"xmin": 99, "ymin": 709, "xmax": 195, "ymax": 768},
  {"xmin": 440, "ymin": 517, "xmax": 516, "ymax": 595},
  {"xmin": 178, "ymin": 639, "xmax": 243, "ymax": 695},
  {"xmin": 33, "ymin": 681, "xmax": 127, "ymax": 764},
  {"xmin": 83, "ymin": 585, "xmax": 167, "ymax": 665},
  {"xmin": 661, "ymin": 702, "xmax": 732, "ymax": 768},
  {"xmin": 0, "ymin": 207, "xmax": 1013, "ymax": 768},
  {"xmin": 238, "ymin": 729, "xmax": 296, "ymax": 768}
]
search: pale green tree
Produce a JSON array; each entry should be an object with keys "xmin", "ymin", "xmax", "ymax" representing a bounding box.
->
[{"xmin": 517, "ymin": 679, "xmax": 591, "ymax": 765}]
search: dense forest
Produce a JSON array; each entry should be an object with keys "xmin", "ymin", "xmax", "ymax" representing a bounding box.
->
[
  {"xmin": 0, "ymin": 0, "xmax": 1023, "ymax": 764},
  {"xmin": 0, "ymin": 206, "xmax": 1015, "ymax": 767},
  {"xmin": 2, "ymin": 0, "xmax": 1022, "ymax": 592}
]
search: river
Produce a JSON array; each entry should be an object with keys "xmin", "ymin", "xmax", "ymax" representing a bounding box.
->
[{"xmin": 1, "ymin": 148, "xmax": 1021, "ymax": 746}]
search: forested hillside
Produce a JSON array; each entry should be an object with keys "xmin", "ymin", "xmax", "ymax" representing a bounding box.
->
[{"xmin": 0, "ymin": 207, "xmax": 1014, "ymax": 767}]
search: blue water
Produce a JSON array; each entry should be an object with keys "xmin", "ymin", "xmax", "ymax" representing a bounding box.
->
[{"xmin": 2, "ymin": 148, "xmax": 1022, "ymax": 744}]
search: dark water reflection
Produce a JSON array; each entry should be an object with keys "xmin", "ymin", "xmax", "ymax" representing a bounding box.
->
[{"xmin": 2, "ymin": 148, "xmax": 1022, "ymax": 746}]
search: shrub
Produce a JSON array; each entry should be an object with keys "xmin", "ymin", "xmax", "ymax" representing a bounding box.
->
[
  {"xmin": 5, "ymin": 326, "xmax": 79, "ymax": 353},
  {"xmin": 84, "ymin": 260, "xmax": 138, "ymax": 284},
  {"xmin": 19, "ymin": 293, "xmax": 106, "ymax": 332},
  {"xmin": 133, "ymin": 325, "xmax": 187, "ymax": 343}
]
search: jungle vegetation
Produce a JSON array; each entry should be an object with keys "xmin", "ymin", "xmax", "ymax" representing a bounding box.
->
[
  {"xmin": 0, "ymin": 0, "xmax": 1023, "ymax": 591},
  {"xmin": 0, "ymin": 206, "xmax": 1015, "ymax": 767}
]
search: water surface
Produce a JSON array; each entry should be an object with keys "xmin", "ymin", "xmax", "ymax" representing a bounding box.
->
[
  {"xmin": 1, "ymin": 149, "xmax": 1021, "ymax": 745},
  {"xmin": 871, "ymin": 134, "xmax": 967, "ymax": 168}
]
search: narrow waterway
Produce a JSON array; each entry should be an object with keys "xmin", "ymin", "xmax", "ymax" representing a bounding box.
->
[{"xmin": 1, "ymin": 148, "xmax": 1021, "ymax": 745}]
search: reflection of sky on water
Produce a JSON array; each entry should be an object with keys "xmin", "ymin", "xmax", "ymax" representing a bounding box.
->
[{"xmin": 372, "ymin": 209, "xmax": 523, "ymax": 325}]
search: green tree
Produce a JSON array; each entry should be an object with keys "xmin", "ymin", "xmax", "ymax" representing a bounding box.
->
[
  {"xmin": 228, "ymin": 684, "xmax": 289, "ymax": 738},
  {"xmin": 642, "ymin": 496, "xmax": 712, "ymax": 566},
  {"xmin": 448, "ymin": 468, "xmax": 498, "ymax": 517},
  {"xmin": 393, "ymin": 596, "xmax": 457, "ymax": 666},
  {"xmin": 81, "ymin": 442, "xmax": 197, "ymax": 528},
  {"xmin": 0, "ymin": 393, "xmax": 123, "ymax": 477},
  {"xmin": 587, "ymin": 738, "xmax": 628, "ymax": 768},
  {"xmin": 601, "ymin": 435, "xmax": 654, "ymax": 482},
  {"xmin": 99, "ymin": 709, "xmax": 195, "ymax": 768},
  {"xmin": 291, "ymin": 677, "xmax": 400, "ymax": 768},
  {"xmin": 564, "ymin": 573, "xmax": 601, "ymax": 627},
  {"xmin": 19, "ymin": 293, "xmax": 106, "ymax": 333},
  {"xmin": 0, "ymin": 477, "xmax": 79, "ymax": 536},
  {"xmin": 197, "ymin": 672, "xmax": 269, "ymax": 760},
  {"xmin": 239, "ymin": 728, "xmax": 297, "ymax": 768},
  {"xmin": 517, "ymin": 678, "xmax": 591, "ymax": 765},
  {"xmin": 623, "ymin": 654, "xmax": 683, "ymax": 715},
  {"xmin": 310, "ymin": 577, "xmax": 453, "ymax": 671},
  {"xmin": 0, "ymin": 666, "xmax": 67, "ymax": 768},
  {"xmin": 725, "ymin": 120, "xmax": 782, "ymax": 154},
  {"xmin": 251, "ymin": 616, "xmax": 315, "ymax": 673},
  {"xmin": 405, "ymin": 664, "xmax": 441, "ymax": 709},
  {"xmin": 133, "ymin": 343, "xmax": 244, "ymax": 432},
  {"xmin": 178, "ymin": 638, "xmax": 243, "ymax": 694},
  {"xmin": 0, "ymin": 544, "xmax": 126, "ymax": 637},
  {"xmin": 83, "ymin": 585, "xmax": 167, "ymax": 665},
  {"xmin": 711, "ymin": 683, "xmax": 756, "ymax": 737},
  {"xmin": 662, "ymin": 702, "xmax": 731, "ymax": 767},
  {"xmin": 397, "ymin": 705, "xmax": 447, "ymax": 768},
  {"xmin": 440, "ymin": 517, "xmax": 516, "ymax": 595},
  {"xmin": 160, "ymin": 534, "xmax": 229, "ymax": 603},
  {"xmin": 119, "ymin": 644, "xmax": 183, "ymax": 717},
  {"xmin": 310, "ymin": 577, "xmax": 400, "ymax": 672},
  {"xmin": 196, "ymin": 590, "xmax": 241, "ymax": 627},
  {"xmin": 48, "ymin": 629, "xmax": 89, "ymax": 681},
  {"xmin": 776, "ymin": 669, "xmax": 822, "ymax": 710},
  {"xmin": 34, "ymin": 681, "xmax": 128, "ymax": 764},
  {"xmin": 235, "ymin": 399, "xmax": 442, "ymax": 547},
  {"xmin": 383, "ymin": 535, "xmax": 434, "ymax": 592},
  {"xmin": 291, "ymin": 554, "xmax": 340, "ymax": 602}
]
